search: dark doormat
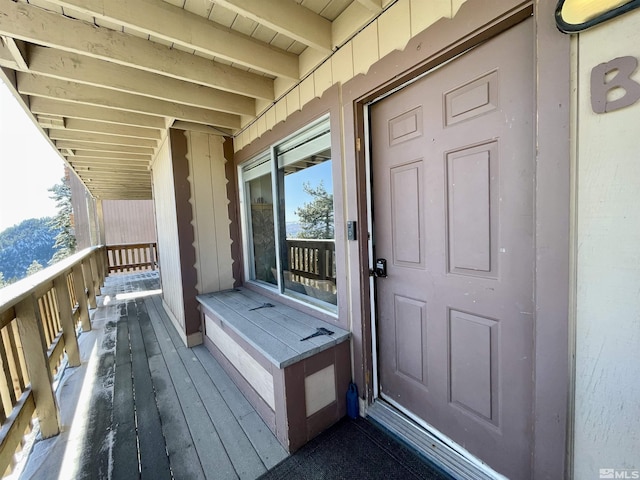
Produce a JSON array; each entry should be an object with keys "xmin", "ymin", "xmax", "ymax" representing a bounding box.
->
[{"xmin": 258, "ymin": 417, "xmax": 455, "ymax": 480}]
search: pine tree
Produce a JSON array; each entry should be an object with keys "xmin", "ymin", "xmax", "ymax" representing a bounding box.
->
[
  {"xmin": 295, "ymin": 181, "xmax": 334, "ymax": 239},
  {"xmin": 48, "ymin": 174, "xmax": 77, "ymax": 264},
  {"xmin": 26, "ymin": 260, "xmax": 43, "ymax": 276},
  {"xmin": 0, "ymin": 272, "xmax": 7, "ymax": 288}
]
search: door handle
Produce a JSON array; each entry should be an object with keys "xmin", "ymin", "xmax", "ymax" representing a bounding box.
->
[{"xmin": 373, "ymin": 258, "xmax": 387, "ymax": 278}]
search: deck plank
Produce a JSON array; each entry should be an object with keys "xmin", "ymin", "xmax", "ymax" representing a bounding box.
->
[
  {"xmin": 112, "ymin": 316, "xmax": 139, "ymax": 479},
  {"xmin": 193, "ymin": 345, "xmax": 288, "ymax": 469},
  {"xmin": 19, "ymin": 272, "xmax": 290, "ymax": 480},
  {"xmin": 135, "ymin": 294, "xmax": 208, "ymax": 480},
  {"xmin": 128, "ymin": 299, "xmax": 172, "ymax": 479},
  {"xmin": 145, "ymin": 296, "xmax": 239, "ymax": 480}
]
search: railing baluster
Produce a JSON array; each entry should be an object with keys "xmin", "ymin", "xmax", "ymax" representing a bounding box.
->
[
  {"xmin": 72, "ymin": 264, "xmax": 91, "ymax": 332},
  {"xmin": 53, "ymin": 276, "xmax": 80, "ymax": 367},
  {"xmin": 0, "ymin": 339, "xmax": 16, "ymax": 419},
  {"xmin": 89, "ymin": 255, "xmax": 101, "ymax": 298},
  {"xmin": 14, "ymin": 295, "xmax": 60, "ymax": 439},
  {"xmin": 37, "ymin": 297, "xmax": 52, "ymax": 348},
  {"xmin": 10, "ymin": 322, "xmax": 28, "ymax": 388},
  {"xmin": 82, "ymin": 259, "xmax": 97, "ymax": 309},
  {"xmin": 0, "ymin": 246, "xmax": 106, "ymax": 473}
]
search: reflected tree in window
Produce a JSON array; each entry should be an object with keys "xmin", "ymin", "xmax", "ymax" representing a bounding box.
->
[{"xmin": 295, "ymin": 180, "xmax": 334, "ymax": 240}]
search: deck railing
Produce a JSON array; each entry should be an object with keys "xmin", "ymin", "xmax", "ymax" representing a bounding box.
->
[
  {"xmin": 0, "ymin": 246, "xmax": 107, "ymax": 476},
  {"xmin": 106, "ymin": 243, "xmax": 157, "ymax": 274},
  {"xmin": 286, "ymin": 239, "xmax": 336, "ymax": 282}
]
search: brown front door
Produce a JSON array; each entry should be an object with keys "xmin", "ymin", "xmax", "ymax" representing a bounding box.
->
[{"xmin": 371, "ymin": 19, "xmax": 534, "ymax": 479}]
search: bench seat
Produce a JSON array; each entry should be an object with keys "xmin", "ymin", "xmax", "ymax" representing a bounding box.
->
[{"xmin": 196, "ymin": 287, "xmax": 351, "ymax": 452}]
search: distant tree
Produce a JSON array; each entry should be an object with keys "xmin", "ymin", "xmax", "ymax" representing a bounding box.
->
[
  {"xmin": 48, "ymin": 175, "xmax": 76, "ymax": 264},
  {"xmin": 26, "ymin": 260, "xmax": 43, "ymax": 276},
  {"xmin": 0, "ymin": 218, "xmax": 57, "ymax": 281},
  {"xmin": 295, "ymin": 181, "xmax": 334, "ymax": 239},
  {"xmin": 0, "ymin": 272, "xmax": 7, "ymax": 289}
]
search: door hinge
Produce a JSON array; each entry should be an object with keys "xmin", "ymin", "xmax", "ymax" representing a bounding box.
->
[{"xmin": 356, "ymin": 137, "xmax": 361, "ymax": 152}]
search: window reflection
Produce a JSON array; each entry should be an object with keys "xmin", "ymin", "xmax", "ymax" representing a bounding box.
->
[
  {"xmin": 278, "ymin": 145, "xmax": 336, "ymax": 307},
  {"xmin": 240, "ymin": 116, "xmax": 336, "ymax": 311}
]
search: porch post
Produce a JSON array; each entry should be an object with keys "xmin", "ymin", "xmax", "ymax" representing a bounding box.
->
[{"xmin": 14, "ymin": 296, "xmax": 60, "ymax": 438}]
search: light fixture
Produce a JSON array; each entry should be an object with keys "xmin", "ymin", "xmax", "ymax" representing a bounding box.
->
[{"xmin": 556, "ymin": 0, "xmax": 640, "ymax": 32}]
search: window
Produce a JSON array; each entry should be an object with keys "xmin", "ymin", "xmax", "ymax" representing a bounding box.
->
[{"xmin": 240, "ymin": 116, "xmax": 337, "ymax": 311}]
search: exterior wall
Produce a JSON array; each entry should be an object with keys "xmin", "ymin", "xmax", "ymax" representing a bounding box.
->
[
  {"xmin": 234, "ymin": 0, "xmax": 471, "ymax": 152},
  {"xmin": 68, "ymin": 168, "xmax": 98, "ymax": 250},
  {"xmin": 102, "ymin": 200, "xmax": 157, "ymax": 245},
  {"xmin": 233, "ymin": 1, "xmax": 571, "ymax": 478},
  {"xmin": 151, "ymin": 136, "xmax": 186, "ymax": 334},
  {"xmin": 573, "ymin": 9, "xmax": 640, "ymax": 478},
  {"xmin": 182, "ymin": 131, "xmax": 234, "ymax": 293}
]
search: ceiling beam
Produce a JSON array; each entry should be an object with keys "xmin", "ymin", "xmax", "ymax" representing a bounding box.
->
[
  {"xmin": 73, "ymin": 171, "xmax": 151, "ymax": 178},
  {"xmin": 18, "ymin": 73, "xmax": 241, "ymax": 129},
  {"xmin": 30, "ymin": 97, "xmax": 167, "ymax": 129},
  {"xmin": 0, "ymin": 0, "xmax": 274, "ymax": 99},
  {"xmin": 171, "ymin": 121, "xmax": 232, "ymax": 137},
  {"xmin": 42, "ymin": 0, "xmax": 299, "ymax": 79},
  {"xmin": 48, "ymin": 130, "xmax": 158, "ymax": 148},
  {"xmin": 48, "ymin": 119, "xmax": 161, "ymax": 140},
  {"xmin": 0, "ymin": 36, "xmax": 27, "ymax": 70},
  {"xmin": 71, "ymin": 163, "xmax": 150, "ymax": 171},
  {"xmin": 55, "ymin": 140, "xmax": 155, "ymax": 155},
  {"xmin": 213, "ymin": 0, "xmax": 332, "ymax": 53},
  {"xmin": 27, "ymin": 45, "xmax": 256, "ymax": 116},
  {"xmin": 70, "ymin": 164, "xmax": 150, "ymax": 173},
  {"xmin": 0, "ymin": 37, "xmax": 19, "ymax": 70},
  {"xmin": 65, "ymin": 151, "xmax": 153, "ymax": 161},
  {"xmin": 84, "ymin": 187, "xmax": 151, "ymax": 191}
]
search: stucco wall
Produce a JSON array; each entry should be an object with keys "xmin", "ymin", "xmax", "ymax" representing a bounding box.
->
[
  {"xmin": 151, "ymin": 136, "xmax": 185, "ymax": 329},
  {"xmin": 573, "ymin": 10, "xmax": 640, "ymax": 478},
  {"xmin": 183, "ymin": 131, "xmax": 234, "ymax": 293}
]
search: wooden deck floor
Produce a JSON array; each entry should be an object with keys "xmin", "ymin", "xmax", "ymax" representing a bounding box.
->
[{"xmin": 19, "ymin": 272, "xmax": 287, "ymax": 480}]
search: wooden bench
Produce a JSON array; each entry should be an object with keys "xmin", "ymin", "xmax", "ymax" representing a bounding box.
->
[{"xmin": 196, "ymin": 287, "xmax": 351, "ymax": 452}]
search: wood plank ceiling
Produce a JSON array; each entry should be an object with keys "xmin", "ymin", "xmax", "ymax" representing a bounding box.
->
[{"xmin": 0, "ymin": 0, "xmax": 388, "ymax": 199}]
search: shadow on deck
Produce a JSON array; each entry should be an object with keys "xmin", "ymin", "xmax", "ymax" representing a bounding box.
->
[{"xmin": 19, "ymin": 272, "xmax": 287, "ymax": 480}]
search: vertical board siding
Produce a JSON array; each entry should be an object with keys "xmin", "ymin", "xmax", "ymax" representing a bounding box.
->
[
  {"xmin": 69, "ymin": 171, "xmax": 96, "ymax": 250},
  {"xmin": 103, "ymin": 200, "xmax": 157, "ymax": 245},
  {"xmin": 151, "ymin": 138, "xmax": 185, "ymax": 328},
  {"xmin": 235, "ymin": 0, "xmax": 468, "ymax": 152},
  {"xmin": 185, "ymin": 131, "xmax": 234, "ymax": 295},
  {"xmin": 573, "ymin": 9, "xmax": 640, "ymax": 478}
]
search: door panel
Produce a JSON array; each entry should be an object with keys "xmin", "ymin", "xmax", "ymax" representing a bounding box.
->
[{"xmin": 372, "ymin": 19, "xmax": 534, "ymax": 479}]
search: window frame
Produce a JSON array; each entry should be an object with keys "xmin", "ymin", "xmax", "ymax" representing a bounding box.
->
[{"xmin": 238, "ymin": 114, "xmax": 337, "ymax": 315}]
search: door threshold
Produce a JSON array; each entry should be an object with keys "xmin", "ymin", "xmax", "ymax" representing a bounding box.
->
[{"xmin": 366, "ymin": 400, "xmax": 507, "ymax": 480}]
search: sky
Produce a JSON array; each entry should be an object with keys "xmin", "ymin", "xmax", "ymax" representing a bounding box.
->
[{"xmin": 0, "ymin": 79, "xmax": 64, "ymax": 232}]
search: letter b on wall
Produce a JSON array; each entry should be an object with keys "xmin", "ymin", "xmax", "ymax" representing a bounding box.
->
[{"xmin": 591, "ymin": 56, "xmax": 640, "ymax": 113}]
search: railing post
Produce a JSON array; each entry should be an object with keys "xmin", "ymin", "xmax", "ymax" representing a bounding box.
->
[
  {"xmin": 53, "ymin": 276, "xmax": 80, "ymax": 367},
  {"xmin": 82, "ymin": 259, "xmax": 97, "ymax": 309},
  {"xmin": 14, "ymin": 296, "xmax": 60, "ymax": 439},
  {"xmin": 72, "ymin": 264, "xmax": 91, "ymax": 332}
]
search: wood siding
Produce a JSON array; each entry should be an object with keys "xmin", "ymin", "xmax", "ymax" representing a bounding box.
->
[
  {"xmin": 573, "ymin": 8, "xmax": 640, "ymax": 478},
  {"xmin": 151, "ymin": 137, "xmax": 185, "ymax": 331},
  {"xmin": 69, "ymin": 169, "xmax": 98, "ymax": 250},
  {"xmin": 182, "ymin": 131, "xmax": 234, "ymax": 294},
  {"xmin": 234, "ymin": 0, "xmax": 470, "ymax": 151},
  {"xmin": 103, "ymin": 200, "xmax": 157, "ymax": 245}
]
